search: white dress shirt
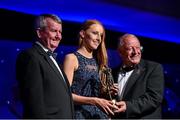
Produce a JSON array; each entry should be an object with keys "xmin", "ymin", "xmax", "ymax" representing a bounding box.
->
[
  {"xmin": 117, "ymin": 70, "xmax": 134, "ymax": 100},
  {"xmin": 36, "ymin": 41, "xmax": 66, "ymax": 82}
]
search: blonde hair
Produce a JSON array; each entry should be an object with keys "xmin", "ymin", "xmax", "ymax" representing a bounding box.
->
[{"xmin": 79, "ymin": 19, "xmax": 108, "ymax": 71}]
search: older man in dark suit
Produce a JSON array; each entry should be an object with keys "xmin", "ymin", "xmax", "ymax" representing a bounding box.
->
[
  {"xmin": 16, "ymin": 14, "xmax": 74, "ymax": 119},
  {"xmin": 112, "ymin": 33, "xmax": 164, "ymax": 119}
]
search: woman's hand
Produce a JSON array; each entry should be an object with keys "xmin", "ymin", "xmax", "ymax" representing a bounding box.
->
[{"xmin": 92, "ymin": 97, "xmax": 118, "ymax": 115}]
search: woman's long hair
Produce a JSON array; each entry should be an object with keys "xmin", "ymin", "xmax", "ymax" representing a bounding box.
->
[
  {"xmin": 79, "ymin": 20, "xmax": 113, "ymax": 97},
  {"xmin": 79, "ymin": 19, "xmax": 108, "ymax": 71}
]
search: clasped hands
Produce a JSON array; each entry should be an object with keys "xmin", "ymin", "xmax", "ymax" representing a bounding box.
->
[
  {"xmin": 109, "ymin": 84, "xmax": 127, "ymax": 115},
  {"xmin": 97, "ymin": 84, "xmax": 126, "ymax": 116},
  {"xmin": 94, "ymin": 97, "xmax": 126, "ymax": 116}
]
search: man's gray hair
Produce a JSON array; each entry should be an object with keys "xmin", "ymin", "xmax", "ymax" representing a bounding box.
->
[
  {"xmin": 118, "ymin": 33, "xmax": 138, "ymax": 47},
  {"xmin": 34, "ymin": 14, "xmax": 62, "ymax": 30}
]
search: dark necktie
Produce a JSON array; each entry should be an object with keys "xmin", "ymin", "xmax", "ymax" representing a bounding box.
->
[{"xmin": 47, "ymin": 50, "xmax": 58, "ymax": 59}]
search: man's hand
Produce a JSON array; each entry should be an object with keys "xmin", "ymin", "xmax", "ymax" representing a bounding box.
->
[{"xmin": 114, "ymin": 101, "xmax": 126, "ymax": 113}]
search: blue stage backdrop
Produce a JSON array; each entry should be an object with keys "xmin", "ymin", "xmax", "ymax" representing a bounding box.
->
[{"xmin": 0, "ymin": 40, "xmax": 180, "ymax": 118}]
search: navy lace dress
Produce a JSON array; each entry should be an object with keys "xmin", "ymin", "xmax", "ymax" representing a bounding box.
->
[{"xmin": 71, "ymin": 52, "xmax": 108, "ymax": 119}]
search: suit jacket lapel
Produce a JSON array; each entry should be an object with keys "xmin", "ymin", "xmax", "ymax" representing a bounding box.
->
[
  {"xmin": 33, "ymin": 44, "xmax": 69, "ymax": 91},
  {"xmin": 122, "ymin": 61, "xmax": 145, "ymax": 98}
]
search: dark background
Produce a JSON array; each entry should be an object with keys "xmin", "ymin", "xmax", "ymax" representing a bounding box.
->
[{"xmin": 0, "ymin": 0, "xmax": 180, "ymax": 118}]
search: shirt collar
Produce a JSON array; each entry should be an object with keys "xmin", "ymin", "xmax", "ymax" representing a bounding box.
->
[{"xmin": 35, "ymin": 41, "xmax": 48, "ymax": 52}]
